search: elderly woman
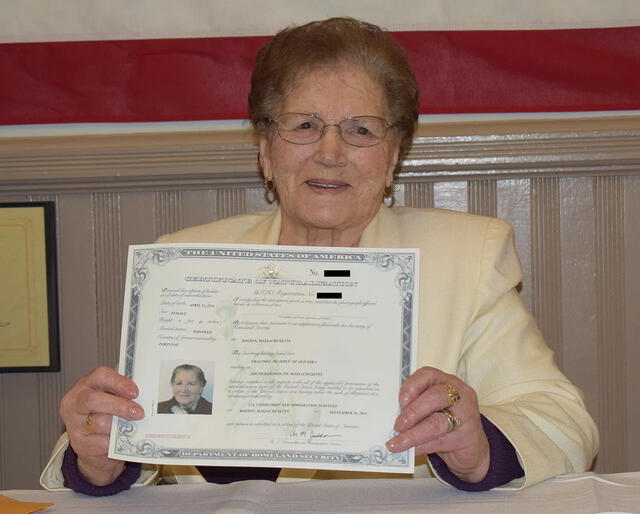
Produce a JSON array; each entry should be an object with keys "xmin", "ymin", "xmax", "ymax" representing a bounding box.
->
[
  {"xmin": 41, "ymin": 17, "xmax": 597, "ymax": 495},
  {"xmin": 156, "ymin": 364, "xmax": 212, "ymax": 415}
]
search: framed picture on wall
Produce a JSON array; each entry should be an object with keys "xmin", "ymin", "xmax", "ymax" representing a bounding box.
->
[{"xmin": 0, "ymin": 202, "xmax": 60, "ymax": 372}]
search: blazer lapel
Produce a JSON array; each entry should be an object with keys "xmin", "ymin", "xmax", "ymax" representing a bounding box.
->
[
  {"xmin": 359, "ymin": 205, "xmax": 402, "ymax": 248},
  {"xmin": 237, "ymin": 208, "xmax": 282, "ymax": 245}
]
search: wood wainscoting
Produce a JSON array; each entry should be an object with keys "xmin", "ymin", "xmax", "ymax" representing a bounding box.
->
[{"xmin": 1, "ymin": 115, "xmax": 638, "ymax": 488}]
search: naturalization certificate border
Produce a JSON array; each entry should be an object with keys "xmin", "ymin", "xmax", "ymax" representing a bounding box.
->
[{"xmin": 109, "ymin": 243, "xmax": 418, "ymax": 474}]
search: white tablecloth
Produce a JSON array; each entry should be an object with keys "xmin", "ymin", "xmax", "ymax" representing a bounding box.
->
[{"xmin": 4, "ymin": 472, "xmax": 640, "ymax": 513}]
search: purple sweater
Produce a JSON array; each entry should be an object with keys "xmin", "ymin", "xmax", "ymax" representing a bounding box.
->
[{"xmin": 62, "ymin": 415, "xmax": 523, "ymax": 496}]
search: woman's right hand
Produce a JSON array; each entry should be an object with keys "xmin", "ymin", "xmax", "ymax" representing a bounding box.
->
[{"xmin": 59, "ymin": 366, "xmax": 144, "ymax": 486}]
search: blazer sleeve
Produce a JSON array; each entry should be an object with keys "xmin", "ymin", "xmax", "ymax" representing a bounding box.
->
[
  {"xmin": 39, "ymin": 433, "xmax": 160, "ymax": 491},
  {"xmin": 39, "ymin": 433, "xmax": 209, "ymax": 491},
  {"xmin": 450, "ymin": 218, "xmax": 598, "ymax": 489}
]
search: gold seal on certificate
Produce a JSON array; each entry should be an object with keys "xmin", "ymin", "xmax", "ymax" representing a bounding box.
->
[{"xmin": 108, "ymin": 243, "xmax": 419, "ymax": 474}]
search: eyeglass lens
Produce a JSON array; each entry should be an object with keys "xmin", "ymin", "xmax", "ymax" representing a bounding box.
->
[{"xmin": 275, "ymin": 113, "xmax": 388, "ymax": 147}]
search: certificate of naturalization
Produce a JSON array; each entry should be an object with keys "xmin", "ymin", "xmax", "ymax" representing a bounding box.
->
[{"xmin": 109, "ymin": 243, "xmax": 419, "ymax": 474}]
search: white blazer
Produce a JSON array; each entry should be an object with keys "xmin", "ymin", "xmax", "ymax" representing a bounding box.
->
[{"xmin": 41, "ymin": 206, "xmax": 598, "ymax": 491}]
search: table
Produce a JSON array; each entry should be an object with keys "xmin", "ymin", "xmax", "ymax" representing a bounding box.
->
[{"xmin": 3, "ymin": 472, "xmax": 640, "ymax": 513}]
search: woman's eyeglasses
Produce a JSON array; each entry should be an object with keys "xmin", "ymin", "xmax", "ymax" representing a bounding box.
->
[{"xmin": 269, "ymin": 112, "xmax": 391, "ymax": 147}]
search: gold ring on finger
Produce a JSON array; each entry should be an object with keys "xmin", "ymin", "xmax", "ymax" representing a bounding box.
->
[
  {"xmin": 440, "ymin": 408, "xmax": 462, "ymax": 432},
  {"xmin": 442, "ymin": 384, "xmax": 461, "ymax": 408},
  {"xmin": 85, "ymin": 414, "xmax": 94, "ymax": 434}
]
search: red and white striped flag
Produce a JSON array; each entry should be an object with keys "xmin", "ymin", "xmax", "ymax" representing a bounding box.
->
[{"xmin": 1, "ymin": 0, "xmax": 639, "ymax": 125}]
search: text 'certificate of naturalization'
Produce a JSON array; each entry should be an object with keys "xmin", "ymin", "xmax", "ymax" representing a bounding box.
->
[{"xmin": 109, "ymin": 243, "xmax": 418, "ymax": 474}]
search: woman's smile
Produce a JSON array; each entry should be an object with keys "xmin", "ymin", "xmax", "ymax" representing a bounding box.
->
[{"xmin": 306, "ymin": 179, "xmax": 350, "ymax": 192}]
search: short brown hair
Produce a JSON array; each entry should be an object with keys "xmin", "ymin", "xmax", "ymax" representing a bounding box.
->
[
  {"xmin": 249, "ymin": 17, "xmax": 419, "ymax": 161},
  {"xmin": 171, "ymin": 364, "xmax": 206, "ymax": 387}
]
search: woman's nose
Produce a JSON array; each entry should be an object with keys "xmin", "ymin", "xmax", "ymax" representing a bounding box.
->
[{"xmin": 313, "ymin": 125, "xmax": 347, "ymax": 167}]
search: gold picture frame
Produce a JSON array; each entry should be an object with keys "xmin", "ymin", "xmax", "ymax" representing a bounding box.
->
[{"xmin": 0, "ymin": 202, "xmax": 60, "ymax": 372}]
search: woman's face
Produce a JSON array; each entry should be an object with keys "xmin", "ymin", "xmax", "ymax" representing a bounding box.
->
[
  {"xmin": 171, "ymin": 369, "xmax": 203, "ymax": 407},
  {"xmin": 259, "ymin": 64, "xmax": 400, "ymax": 242}
]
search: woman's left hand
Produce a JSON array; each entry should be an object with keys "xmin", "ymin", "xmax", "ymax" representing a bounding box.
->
[{"xmin": 386, "ymin": 366, "xmax": 490, "ymax": 483}]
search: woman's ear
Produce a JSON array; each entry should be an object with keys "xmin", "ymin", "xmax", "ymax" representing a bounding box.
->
[
  {"xmin": 259, "ymin": 136, "xmax": 272, "ymax": 182},
  {"xmin": 386, "ymin": 144, "xmax": 400, "ymax": 188}
]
